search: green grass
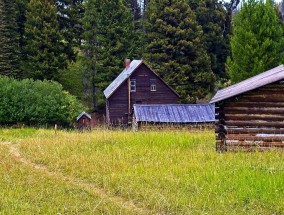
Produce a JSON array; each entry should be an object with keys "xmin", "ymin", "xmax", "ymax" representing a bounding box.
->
[{"xmin": 1, "ymin": 128, "xmax": 284, "ymax": 214}]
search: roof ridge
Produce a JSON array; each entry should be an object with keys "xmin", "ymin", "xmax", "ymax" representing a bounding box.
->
[
  {"xmin": 103, "ymin": 60, "xmax": 143, "ymax": 98},
  {"xmin": 210, "ymin": 65, "xmax": 284, "ymax": 103}
]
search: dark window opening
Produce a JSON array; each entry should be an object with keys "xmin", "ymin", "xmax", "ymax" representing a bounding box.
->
[
  {"xmin": 130, "ymin": 79, "xmax": 136, "ymax": 92},
  {"xmin": 150, "ymin": 79, "xmax": 156, "ymax": 91}
]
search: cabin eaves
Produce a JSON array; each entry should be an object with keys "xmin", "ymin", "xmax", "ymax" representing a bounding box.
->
[
  {"xmin": 76, "ymin": 111, "xmax": 91, "ymax": 121},
  {"xmin": 133, "ymin": 104, "xmax": 215, "ymax": 123},
  {"xmin": 103, "ymin": 60, "xmax": 143, "ymax": 99},
  {"xmin": 210, "ymin": 65, "xmax": 284, "ymax": 103},
  {"xmin": 103, "ymin": 60, "xmax": 179, "ymax": 99}
]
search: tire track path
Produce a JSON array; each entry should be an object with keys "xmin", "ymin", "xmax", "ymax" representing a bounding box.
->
[{"xmin": 0, "ymin": 141, "xmax": 156, "ymax": 215}]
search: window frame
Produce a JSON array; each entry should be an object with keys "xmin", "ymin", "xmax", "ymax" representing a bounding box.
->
[
  {"xmin": 130, "ymin": 79, "xmax": 136, "ymax": 92},
  {"xmin": 150, "ymin": 79, "xmax": 157, "ymax": 92}
]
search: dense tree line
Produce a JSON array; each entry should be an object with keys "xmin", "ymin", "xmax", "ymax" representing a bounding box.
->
[
  {"xmin": 228, "ymin": 0, "xmax": 284, "ymax": 83},
  {"xmin": 1, "ymin": 0, "xmax": 283, "ymax": 112}
]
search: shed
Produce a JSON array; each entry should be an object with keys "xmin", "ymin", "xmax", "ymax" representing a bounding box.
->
[
  {"xmin": 76, "ymin": 111, "xmax": 92, "ymax": 129},
  {"xmin": 132, "ymin": 104, "xmax": 215, "ymax": 130},
  {"xmin": 210, "ymin": 65, "xmax": 284, "ymax": 151},
  {"xmin": 103, "ymin": 59, "xmax": 179, "ymax": 126}
]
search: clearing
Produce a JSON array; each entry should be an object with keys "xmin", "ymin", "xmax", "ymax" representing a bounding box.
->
[{"xmin": 0, "ymin": 128, "xmax": 284, "ymax": 214}]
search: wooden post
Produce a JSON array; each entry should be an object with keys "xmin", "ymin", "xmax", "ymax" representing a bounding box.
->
[{"xmin": 128, "ymin": 78, "xmax": 131, "ymax": 114}]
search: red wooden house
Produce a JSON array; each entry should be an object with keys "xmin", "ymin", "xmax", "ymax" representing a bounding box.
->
[{"xmin": 103, "ymin": 59, "xmax": 179, "ymax": 125}]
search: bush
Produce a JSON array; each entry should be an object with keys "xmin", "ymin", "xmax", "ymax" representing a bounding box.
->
[{"xmin": 0, "ymin": 76, "xmax": 83, "ymax": 126}]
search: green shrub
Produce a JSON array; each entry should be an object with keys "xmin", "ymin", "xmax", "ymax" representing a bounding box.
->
[{"xmin": 0, "ymin": 76, "xmax": 83, "ymax": 126}]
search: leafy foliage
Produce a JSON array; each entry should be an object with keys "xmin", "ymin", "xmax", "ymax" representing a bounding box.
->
[
  {"xmin": 227, "ymin": 0, "xmax": 284, "ymax": 83},
  {"xmin": 144, "ymin": 0, "xmax": 215, "ymax": 103},
  {"xmin": 0, "ymin": 76, "xmax": 83, "ymax": 126}
]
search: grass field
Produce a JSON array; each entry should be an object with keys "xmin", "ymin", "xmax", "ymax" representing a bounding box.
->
[{"xmin": 0, "ymin": 128, "xmax": 284, "ymax": 214}]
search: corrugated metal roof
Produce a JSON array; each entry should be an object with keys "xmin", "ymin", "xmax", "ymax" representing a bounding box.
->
[
  {"xmin": 133, "ymin": 104, "xmax": 215, "ymax": 123},
  {"xmin": 76, "ymin": 111, "xmax": 91, "ymax": 121},
  {"xmin": 103, "ymin": 60, "xmax": 143, "ymax": 98},
  {"xmin": 210, "ymin": 65, "xmax": 284, "ymax": 103}
]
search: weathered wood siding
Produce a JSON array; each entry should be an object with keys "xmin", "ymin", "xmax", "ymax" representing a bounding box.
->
[
  {"xmin": 77, "ymin": 115, "xmax": 91, "ymax": 129},
  {"xmin": 107, "ymin": 64, "xmax": 179, "ymax": 125},
  {"xmin": 216, "ymin": 81, "xmax": 284, "ymax": 151},
  {"xmin": 107, "ymin": 81, "xmax": 129, "ymax": 125},
  {"xmin": 130, "ymin": 64, "xmax": 179, "ymax": 104},
  {"xmin": 135, "ymin": 122, "xmax": 213, "ymax": 131}
]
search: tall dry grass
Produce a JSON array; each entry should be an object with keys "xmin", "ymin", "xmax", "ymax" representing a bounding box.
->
[{"xmin": 0, "ymin": 128, "xmax": 284, "ymax": 214}]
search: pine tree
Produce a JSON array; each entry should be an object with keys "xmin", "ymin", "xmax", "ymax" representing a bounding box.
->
[
  {"xmin": 82, "ymin": 0, "xmax": 137, "ymax": 110},
  {"xmin": 0, "ymin": 0, "xmax": 20, "ymax": 77},
  {"xmin": 15, "ymin": 0, "xmax": 29, "ymax": 51},
  {"xmin": 144, "ymin": 0, "xmax": 215, "ymax": 103},
  {"xmin": 55, "ymin": 0, "xmax": 84, "ymax": 62},
  {"xmin": 21, "ymin": 0, "xmax": 67, "ymax": 81},
  {"xmin": 223, "ymin": 0, "xmax": 240, "ymax": 37},
  {"xmin": 189, "ymin": 0, "xmax": 229, "ymax": 80},
  {"xmin": 227, "ymin": 0, "xmax": 284, "ymax": 83},
  {"xmin": 126, "ymin": 0, "xmax": 142, "ymax": 30}
]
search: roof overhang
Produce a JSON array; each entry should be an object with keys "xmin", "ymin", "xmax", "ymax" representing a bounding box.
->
[{"xmin": 210, "ymin": 65, "xmax": 284, "ymax": 103}]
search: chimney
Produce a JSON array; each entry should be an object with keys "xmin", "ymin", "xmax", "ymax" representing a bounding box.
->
[{"xmin": 125, "ymin": 59, "xmax": 131, "ymax": 69}]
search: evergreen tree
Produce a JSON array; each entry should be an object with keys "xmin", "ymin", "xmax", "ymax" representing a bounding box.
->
[
  {"xmin": 126, "ymin": 0, "xmax": 145, "ymax": 59},
  {"xmin": 144, "ymin": 0, "xmax": 215, "ymax": 103},
  {"xmin": 21, "ymin": 0, "xmax": 67, "ymax": 81},
  {"xmin": 55, "ymin": 0, "xmax": 84, "ymax": 62},
  {"xmin": 227, "ymin": 0, "xmax": 284, "ymax": 83},
  {"xmin": 15, "ymin": 0, "xmax": 29, "ymax": 51},
  {"xmin": 126, "ymin": 0, "xmax": 142, "ymax": 30},
  {"xmin": 0, "ymin": 0, "xmax": 20, "ymax": 77},
  {"xmin": 189, "ymin": 0, "xmax": 229, "ymax": 80},
  {"xmin": 223, "ymin": 0, "xmax": 240, "ymax": 38},
  {"xmin": 82, "ymin": 0, "xmax": 138, "ymax": 110}
]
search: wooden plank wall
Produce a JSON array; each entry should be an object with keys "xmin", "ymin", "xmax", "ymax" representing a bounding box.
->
[
  {"xmin": 216, "ymin": 82, "xmax": 284, "ymax": 151},
  {"xmin": 107, "ymin": 64, "xmax": 179, "ymax": 126},
  {"xmin": 137, "ymin": 122, "xmax": 214, "ymax": 131}
]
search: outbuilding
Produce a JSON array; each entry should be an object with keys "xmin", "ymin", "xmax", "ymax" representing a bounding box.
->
[
  {"xmin": 76, "ymin": 111, "xmax": 92, "ymax": 129},
  {"xmin": 132, "ymin": 104, "xmax": 215, "ymax": 130},
  {"xmin": 210, "ymin": 65, "xmax": 284, "ymax": 151}
]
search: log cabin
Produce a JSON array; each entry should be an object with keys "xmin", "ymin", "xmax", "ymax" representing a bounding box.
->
[
  {"xmin": 210, "ymin": 65, "xmax": 284, "ymax": 151},
  {"xmin": 103, "ymin": 59, "xmax": 179, "ymax": 125}
]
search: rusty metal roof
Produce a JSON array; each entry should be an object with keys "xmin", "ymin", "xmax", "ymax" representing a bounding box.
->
[
  {"xmin": 103, "ymin": 60, "xmax": 143, "ymax": 99},
  {"xmin": 210, "ymin": 65, "xmax": 284, "ymax": 103},
  {"xmin": 133, "ymin": 104, "xmax": 215, "ymax": 123}
]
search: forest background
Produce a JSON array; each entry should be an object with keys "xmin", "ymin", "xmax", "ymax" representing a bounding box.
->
[{"xmin": 1, "ymin": 0, "xmax": 284, "ymax": 115}]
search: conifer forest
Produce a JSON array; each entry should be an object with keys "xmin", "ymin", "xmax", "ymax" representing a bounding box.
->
[{"xmin": 1, "ymin": 0, "xmax": 284, "ymax": 112}]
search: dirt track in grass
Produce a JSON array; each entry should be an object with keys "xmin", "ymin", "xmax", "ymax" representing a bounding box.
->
[{"xmin": 0, "ymin": 141, "xmax": 155, "ymax": 215}]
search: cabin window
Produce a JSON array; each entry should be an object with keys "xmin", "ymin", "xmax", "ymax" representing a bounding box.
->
[
  {"xmin": 150, "ymin": 79, "xmax": 157, "ymax": 91},
  {"xmin": 130, "ymin": 79, "xmax": 136, "ymax": 92}
]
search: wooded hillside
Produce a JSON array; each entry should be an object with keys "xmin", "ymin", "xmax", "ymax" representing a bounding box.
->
[{"xmin": 0, "ymin": 0, "xmax": 283, "ymax": 111}]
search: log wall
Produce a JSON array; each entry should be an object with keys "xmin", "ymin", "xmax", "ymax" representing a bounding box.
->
[{"xmin": 216, "ymin": 81, "xmax": 284, "ymax": 151}]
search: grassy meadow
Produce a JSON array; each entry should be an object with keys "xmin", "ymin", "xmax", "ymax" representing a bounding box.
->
[{"xmin": 0, "ymin": 128, "xmax": 284, "ymax": 214}]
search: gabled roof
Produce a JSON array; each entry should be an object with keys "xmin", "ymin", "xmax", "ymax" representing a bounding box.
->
[
  {"xmin": 103, "ymin": 60, "xmax": 178, "ymax": 99},
  {"xmin": 76, "ymin": 111, "xmax": 91, "ymax": 121},
  {"xmin": 210, "ymin": 65, "xmax": 284, "ymax": 104},
  {"xmin": 103, "ymin": 60, "xmax": 143, "ymax": 99},
  {"xmin": 133, "ymin": 104, "xmax": 215, "ymax": 123}
]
